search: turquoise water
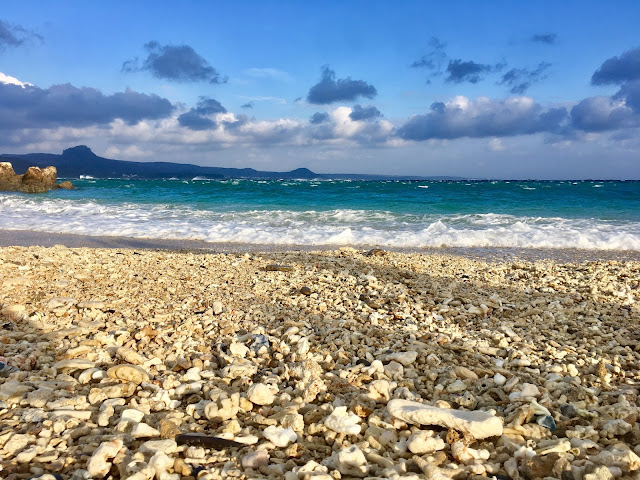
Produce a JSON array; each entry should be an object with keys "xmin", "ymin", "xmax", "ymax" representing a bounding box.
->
[{"xmin": 1, "ymin": 178, "xmax": 639, "ymax": 249}]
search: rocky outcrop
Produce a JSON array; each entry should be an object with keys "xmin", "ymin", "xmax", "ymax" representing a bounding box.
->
[{"xmin": 0, "ymin": 162, "xmax": 73, "ymax": 193}]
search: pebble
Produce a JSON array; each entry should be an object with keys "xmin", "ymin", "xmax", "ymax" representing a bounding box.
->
[
  {"xmin": 247, "ymin": 382, "xmax": 277, "ymax": 406},
  {"xmin": 388, "ymin": 399, "xmax": 503, "ymax": 439},
  {"xmin": 242, "ymin": 450, "xmax": 270, "ymax": 469},
  {"xmin": 263, "ymin": 426, "xmax": 297, "ymax": 447},
  {"xmin": 107, "ymin": 364, "xmax": 150, "ymax": 384}
]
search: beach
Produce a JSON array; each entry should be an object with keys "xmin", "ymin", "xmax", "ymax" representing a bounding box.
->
[{"xmin": 1, "ymin": 241, "xmax": 639, "ymax": 479}]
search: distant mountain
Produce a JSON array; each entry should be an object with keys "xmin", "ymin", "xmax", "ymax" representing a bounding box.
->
[{"xmin": 0, "ymin": 145, "xmax": 464, "ymax": 181}]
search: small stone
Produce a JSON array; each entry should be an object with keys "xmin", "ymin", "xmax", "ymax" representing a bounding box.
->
[
  {"xmin": 116, "ymin": 347, "xmax": 147, "ymax": 365},
  {"xmin": 265, "ymin": 264, "xmax": 294, "ymax": 272},
  {"xmin": 332, "ymin": 445, "xmax": 369, "ymax": 477},
  {"xmin": 212, "ymin": 301, "xmax": 223, "ymax": 315},
  {"xmin": 247, "ymin": 382, "xmax": 277, "ymax": 406},
  {"xmin": 54, "ymin": 359, "xmax": 96, "ymax": 373},
  {"xmin": 131, "ymin": 423, "xmax": 161, "ymax": 439},
  {"xmin": 561, "ymin": 404, "xmax": 578, "ymax": 418},
  {"xmin": 263, "ymin": 426, "xmax": 297, "ymax": 447},
  {"xmin": 86, "ymin": 438, "xmax": 124, "ymax": 478},
  {"xmin": 537, "ymin": 415, "xmax": 557, "ymax": 431},
  {"xmin": 139, "ymin": 439, "xmax": 178, "ymax": 454},
  {"xmin": 388, "ymin": 399, "xmax": 503, "ymax": 439},
  {"xmin": 107, "ymin": 364, "xmax": 150, "ymax": 385},
  {"xmin": 407, "ymin": 431, "xmax": 447, "ymax": 454},
  {"xmin": 242, "ymin": 450, "xmax": 270, "ymax": 469},
  {"xmin": 299, "ymin": 286, "xmax": 312, "ymax": 296},
  {"xmin": 380, "ymin": 351, "xmax": 418, "ymax": 366},
  {"xmin": 324, "ymin": 406, "xmax": 362, "ymax": 435},
  {"xmin": 159, "ymin": 419, "xmax": 180, "ymax": 439}
]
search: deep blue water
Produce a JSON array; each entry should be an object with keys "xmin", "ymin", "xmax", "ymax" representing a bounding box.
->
[{"xmin": 1, "ymin": 178, "xmax": 639, "ymax": 249}]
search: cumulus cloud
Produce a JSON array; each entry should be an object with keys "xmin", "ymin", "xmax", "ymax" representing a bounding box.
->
[
  {"xmin": 499, "ymin": 62, "xmax": 551, "ymax": 94},
  {"xmin": 567, "ymin": 48, "xmax": 640, "ymax": 132},
  {"xmin": 0, "ymin": 19, "xmax": 42, "ymax": 50},
  {"xmin": 0, "ymin": 82, "xmax": 174, "ymax": 129},
  {"xmin": 122, "ymin": 41, "xmax": 227, "ymax": 84},
  {"xmin": 306, "ymin": 66, "xmax": 377, "ymax": 104},
  {"xmin": 397, "ymin": 96, "xmax": 568, "ymax": 140},
  {"xmin": 310, "ymin": 112, "xmax": 330, "ymax": 124},
  {"xmin": 177, "ymin": 97, "xmax": 227, "ymax": 130},
  {"xmin": 570, "ymin": 96, "xmax": 636, "ymax": 131},
  {"xmin": 310, "ymin": 106, "xmax": 394, "ymax": 144},
  {"xmin": 446, "ymin": 59, "xmax": 505, "ymax": 84},
  {"xmin": 591, "ymin": 47, "xmax": 640, "ymax": 85},
  {"xmin": 531, "ymin": 33, "xmax": 557, "ymax": 45},
  {"xmin": 349, "ymin": 104, "xmax": 382, "ymax": 121}
]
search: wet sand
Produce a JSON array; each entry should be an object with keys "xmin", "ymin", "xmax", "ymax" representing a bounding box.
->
[{"xmin": 2, "ymin": 228, "xmax": 640, "ymax": 263}]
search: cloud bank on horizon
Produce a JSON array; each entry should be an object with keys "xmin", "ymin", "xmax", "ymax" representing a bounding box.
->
[{"xmin": 1, "ymin": 4, "xmax": 639, "ymax": 178}]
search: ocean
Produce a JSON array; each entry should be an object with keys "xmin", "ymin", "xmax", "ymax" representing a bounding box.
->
[{"xmin": 1, "ymin": 178, "xmax": 639, "ymax": 251}]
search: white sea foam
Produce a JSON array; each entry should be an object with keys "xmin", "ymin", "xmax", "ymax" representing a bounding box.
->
[{"xmin": 1, "ymin": 194, "xmax": 639, "ymax": 250}]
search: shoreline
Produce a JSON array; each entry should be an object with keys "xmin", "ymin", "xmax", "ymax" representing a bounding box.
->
[{"xmin": 1, "ymin": 228, "xmax": 640, "ymax": 263}]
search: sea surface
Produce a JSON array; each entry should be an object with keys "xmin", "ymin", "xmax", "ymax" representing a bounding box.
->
[{"xmin": 1, "ymin": 178, "xmax": 639, "ymax": 250}]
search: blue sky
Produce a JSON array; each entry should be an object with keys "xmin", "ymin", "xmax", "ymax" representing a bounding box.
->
[{"xmin": 1, "ymin": 1, "xmax": 640, "ymax": 178}]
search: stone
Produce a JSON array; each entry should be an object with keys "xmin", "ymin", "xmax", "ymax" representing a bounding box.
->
[
  {"xmin": 86, "ymin": 438, "xmax": 124, "ymax": 478},
  {"xmin": 407, "ymin": 431, "xmax": 447, "ymax": 454},
  {"xmin": 139, "ymin": 439, "xmax": 178, "ymax": 454},
  {"xmin": 107, "ymin": 364, "xmax": 150, "ymax": 384},
  {"xmin": 332, "ymin": 445, "xmax": 369, "ymax": 478},
  {"xmin": 509, "ymin": 383, "xmax": 541, "ymax": 402},
  {"xmin": 58, "ymin": 180, "xmax": 74, "ymax": 189},
  {"xmin": 247, "ymin": 382, "xmax": 277, "ymax": 406},
  {"xmin": 265, "ymin": 264, "xmax": 294, "ymax": 272},
  {"xmin": 300, "ymin": 286, "xmax": 312, "ymax": 296},
  {"xmin": 263, "ymin": 426, "xmax": 297, "ymax": 447},
  {"xmin": 212, "ymin": 301, "xmax": 224, "ymax": 314},
  {"xmin": 54, "ymin": 359, "xmax": 96, "ymax": 373},
  {"xmin": 116, "ymin": 347, "xmax": 147, "ymax": 365},
  {"xmin": 380, "ymin": 351, "xmax": 418, "ymax": 366},
  {"xmin": 21, "ymin": 166, "xmax": 58, "ymax": 193},
  {"xmin": 131, "ymin": 422, "xmax": 161, "ymax": 439},
  {"xmin": 3, "ymin": 433, "xmax": 33, "ymax": 456},
  {"xmin": 324, "ymin": 406, "xmax": 362, "ymax": 435},
  {"xmin": 242, "ymin": 450, "xmax": 270, "ymax": 469},
  {"xmin": 387, "ymin": 399, "xmax": 503, "ymax": 439}
]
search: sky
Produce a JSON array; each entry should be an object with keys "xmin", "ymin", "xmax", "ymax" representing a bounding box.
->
[{"xmin": 1, "ymin": 1, "xmax": 640, "ymax": 179}]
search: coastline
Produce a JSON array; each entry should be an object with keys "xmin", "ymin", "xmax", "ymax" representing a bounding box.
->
[{"xmin": 1, "ymin": 228, "xmax": 640, "ymax": 263}]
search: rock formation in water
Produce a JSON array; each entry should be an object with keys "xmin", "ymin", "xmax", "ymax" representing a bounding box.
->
[{"xmin": 0, "ymin": 162, "xmax": 73, "ymax": 193}]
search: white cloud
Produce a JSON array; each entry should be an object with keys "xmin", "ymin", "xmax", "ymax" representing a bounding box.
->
[{"xmin": 0, "ymin": 72, "xmax": 33, "ymax": 88}]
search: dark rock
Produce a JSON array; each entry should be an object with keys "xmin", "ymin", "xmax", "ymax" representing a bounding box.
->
[
  {"xmin": 265, "ymin": 264, "xmax": 294, "ymax": 272},
  {"xmin": 175, "ymin": 433, "xmax": 244, "ymax": 449},
  {"xmin": 364, "ymin": 248, "xmax": 386, "ymax": 257},
  {"xmin": 536, "ymin": 414, "xmax": 557, "ymax": 431},
  {"xmin": 300, "ymin": 286, "xmax": 312, "ymax": 296},
  {"xmin": 560, "ymin": 404, "xmax": 578, "ymax": 418}
]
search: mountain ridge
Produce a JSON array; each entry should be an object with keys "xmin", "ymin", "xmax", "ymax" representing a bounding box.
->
[{"xmin": 0, "ymin": 145, "xmax": 464, "ymax": 181}]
